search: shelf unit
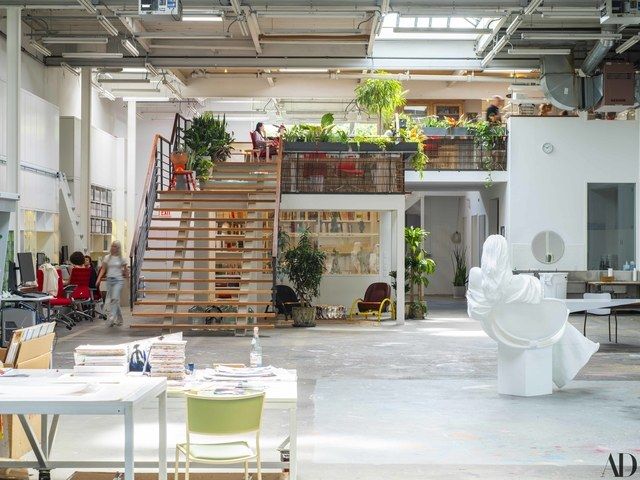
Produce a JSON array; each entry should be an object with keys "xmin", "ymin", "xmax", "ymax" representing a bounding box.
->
[
  {"xmin": 280, "ymin": 210, "xmax": 380, "ymax": 275},
  {"xmin": 21, "ymin": 209, "xmax": 60, "ymax": 263},
  {"xmin": 90, "ymin": 185, "xmax": 113, "ymax": 255}
]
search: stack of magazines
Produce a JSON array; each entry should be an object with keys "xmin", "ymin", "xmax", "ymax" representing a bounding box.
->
[
  {"xmin": 148, "ymin": 340, "xmax": 187, "ymax": 380},
  {"xmin": 74, "ymin": 344, "xmax": 129, "ymax": 374}
]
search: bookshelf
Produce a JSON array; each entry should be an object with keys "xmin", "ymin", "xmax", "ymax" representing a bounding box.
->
[
  {"xmin": 90, "ymin": 185, "xmax": 113, "ymax": 255},
  {"xmin": 280, "ymin": 210, "xmax": 380, "ymax": 275}
]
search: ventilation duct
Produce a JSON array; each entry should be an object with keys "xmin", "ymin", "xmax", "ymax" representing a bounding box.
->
[
  {"xmin": 540, "ymin": 55, "xmax": 603, "ymax": 110},
  {"xmin": 581, "ymin": 40, "xmax": 614, "ymax": 76}
]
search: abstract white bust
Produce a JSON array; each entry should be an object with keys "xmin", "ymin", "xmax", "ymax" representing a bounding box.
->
[{"xmin": 467, "ymin": 235, "xmax": 599, "ymax": 396}]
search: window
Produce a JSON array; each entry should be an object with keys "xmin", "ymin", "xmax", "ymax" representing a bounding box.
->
[
  {"xmin": 587, "ymin": 183, "xmax": 635, "ymax": 269},
  {"xmin": 377, "ymin": 13, "xmax": 500, "ymax": 41}
]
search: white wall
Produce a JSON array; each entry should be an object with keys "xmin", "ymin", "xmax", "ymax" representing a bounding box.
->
[
  {"xmin": 423, "ymin": 196, "xmax": 461, "ymax": 295},
  {"xmin": 507, "ymin": 117, "xmax": 640, "ymax": 270}
]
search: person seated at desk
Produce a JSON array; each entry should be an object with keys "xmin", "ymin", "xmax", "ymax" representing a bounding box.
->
[
  {"xmin": 63, "ymin": 251, "xmax": 86, "ymax": 285},
  {"xmin": 254, "ymin": 122, "xmax": 278, "ymax": 158},
  {"xmin": 84, "ymin": 254, "xmax": 98, "ymax": 290}
]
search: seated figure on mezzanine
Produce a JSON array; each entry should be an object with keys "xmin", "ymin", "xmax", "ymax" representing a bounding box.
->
[{"xmin": 467, "ymin": 235, "xmax": 599, "ymax": 396}]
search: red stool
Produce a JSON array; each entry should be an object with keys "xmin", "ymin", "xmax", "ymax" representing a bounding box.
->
[{"xmin": 170, "ymin": 168, "xmax": 196, "ymax": 190}]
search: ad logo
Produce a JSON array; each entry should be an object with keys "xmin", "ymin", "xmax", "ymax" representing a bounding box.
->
[{"xmin": 603, "ymin": 453, "xmax": 639, "ymax": 477}]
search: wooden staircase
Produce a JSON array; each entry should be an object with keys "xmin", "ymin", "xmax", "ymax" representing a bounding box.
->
[{"xmin": 129, "ymin": 118, "xmax": 281, "ymax": 332}]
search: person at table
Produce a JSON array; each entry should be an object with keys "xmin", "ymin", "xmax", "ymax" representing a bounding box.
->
[
  {"xmin": 485, "ymin": 95, "xmax": 503, "ymax": 123},
  {"xmin": 84, "ymin": 254, "xmax": 98, "ymax": 290},
  {"xmin": 254, "ymin": 122, "xmax": 277, "ymax": 158},
  {"xmin": 96, "ymin": 241, "xmax": 129, "ymax": 327}
]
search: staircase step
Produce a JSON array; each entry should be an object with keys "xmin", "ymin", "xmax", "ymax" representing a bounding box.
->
[
  {"xmin": 148, "ymin": 226, "xmax": 273, "ymax": 232},
  {"xmin": 142, "ymin": 278, "xmax": 274, "ymax": 283},
  {"xmin": 131, "ymin": 311, "xmax": 277, "ymax": 318},
  {"xmin": 143, "ymin": 256, "xmax": 272, "ymax": 262},
  {"xmin": 155, "ymin": 199, "xmax": 275, "ymax": 204},
  {"xmin": 216, "ymin": 162, "xmax": 277, "ymax": 168},
  {"xmin": 140, "ymin": 289, "xmax": 273, "ymax": 295},
  {"xmin": 129, "ymin": 323, "xmax": 276, "ymax": 331},
  {"xmin": 146, "ymin": 246, "xmax": 271, "ymax": 252},
  {"xmin": 151, "ymin": 217, "xmax": 274, "ymax": 222},
  {"xmin": 136, "ymin": 300, "xmax": 272, "ymax": 306},
  {"xmin": 141, "ymin": 267, "xmax": 272, "ymax": 273},
  {"xmin": 159, "ymin": 189, "xmax": 275, "ymax": 195},
  {"xmin": 154, "ymin": 207, "xmax": 274, "ymax": 213},
  {"xmin": 208, "ymin": 176, "xmax": 277, "ymax": 181},
  {"xmin": 147, "ymin": 236, "xmax": 258, "ymax": 241}
]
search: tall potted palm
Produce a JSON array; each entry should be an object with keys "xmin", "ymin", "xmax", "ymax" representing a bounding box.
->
[
  {"xmin": 405, "ymin": 227, "xmax": 436, "ymax": 318},
  {"xmin": 355, "ymin": 73, "xmax": 407, "ymax": 135},
  {"xmin": 282, "ymin": 230, "xmax": 326, "ymax": 327},
  {"xmin": 451, "ymin": 245, "xmax": 468, "ymax": 298}
]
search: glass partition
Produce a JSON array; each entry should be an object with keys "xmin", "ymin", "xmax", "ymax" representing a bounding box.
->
[{"xmin": 587, "ymin": 183, "xmax": 635, "ymax": 270}]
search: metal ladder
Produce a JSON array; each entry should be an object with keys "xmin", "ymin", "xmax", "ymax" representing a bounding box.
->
[{"xmin": 57, "ymin": 172, "xmax": 86, "ymax": 252}]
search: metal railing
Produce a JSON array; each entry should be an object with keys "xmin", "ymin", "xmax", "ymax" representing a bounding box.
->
[
  {"xmin": 171, "ymin": 113, "xmax": 190, "ymax": 152},
  {"xmin": 281, "ymin": 150, "xmax": 406, "ymax": 194},
  {"xmin": 129, "ymin": 123, "xmax": 175, "ymax": 309},
  {"xmin": 409, "ymin": 136, "xmax": 507, "ymax": 171}
]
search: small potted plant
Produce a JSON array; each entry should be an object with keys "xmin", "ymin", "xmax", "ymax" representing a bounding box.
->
[
  {"xmin": 452, "ymin": 245, "xmax": 468, "ymax": 298},
  {"xmin": 282, "ymin": 229, "xmax": 326, "ymax": 327},
  {"xmin": 449, "ymin": 116, "xmax": 471, "ymax": 137},
  {"xmin": 422, "ymin": 116, "xmax": 449, "ymax": 136}
]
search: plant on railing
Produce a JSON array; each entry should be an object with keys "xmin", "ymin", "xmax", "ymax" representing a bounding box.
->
[
  {"xmin": 467, "ymin": 120, "xmax": 506, "ymax": 187},
  {"xmin": 184, "ymin": 113, "xmax": 234, "ymax": 182},
  {"xmin": 351, "ymin": 134, "xmax": 393, "ymax": 150},
  {"xmin": 282, "ymin": 113, "xmax": 348, "ymax": 143},
  {"xmin": 405, "ymin": 227, "xmax": 436, "ymax": 319},
  {"xmin": 400, "ymin": 121, "xmax": 428, "ymax": 177},
  {"xmin": 355, "ymin": 73, "xmax": 407, "ymax": 134},
  {"xmin": 422, "ymin": 116, "xmax": 450, "ymax": 129}
]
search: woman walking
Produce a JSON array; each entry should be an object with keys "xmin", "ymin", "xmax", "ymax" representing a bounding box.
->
[{"xmin": 96, "ymin": 241, "xmax": 129, "ymax": 327}]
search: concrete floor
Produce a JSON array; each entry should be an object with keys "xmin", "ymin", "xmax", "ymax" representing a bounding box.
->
[{"xmin": 44, "ymin": 297, "xmax": 640, "ymax": 479}]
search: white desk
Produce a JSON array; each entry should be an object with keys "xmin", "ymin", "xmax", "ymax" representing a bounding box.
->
[
  {"xmin": 563, "ymin": 298, "xmax": 640, "ymax": 313},
  {"xmin": 168, "ymin": 369, "xmax": 299, "ymax": 480},
  {"xmin": 0, "ymin": 370, "xmax": 167, "ymax": 480}
]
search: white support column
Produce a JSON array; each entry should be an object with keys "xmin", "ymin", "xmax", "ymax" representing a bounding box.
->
[
  {"xmin": 6, "ymin": 7, "xmax": 22, "ymax": 253},
  {"xmin": 80, "ymin": 67, "xmax": 92, "ymax": 253},
  {"xmin": 394, "ymin": 208, "xmax": 405, "ymax": 324},
  {"xmin": 126, "ymin": 100, "xmax": 137, "ymax": 253}
]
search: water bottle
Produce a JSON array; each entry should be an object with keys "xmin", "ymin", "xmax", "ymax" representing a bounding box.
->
[{"xmin": 250, "ymin": 327, "xmax": 263, "ymax": 367}]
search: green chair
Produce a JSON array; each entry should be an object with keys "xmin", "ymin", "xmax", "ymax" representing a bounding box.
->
[{"xmin": 175, "ymin": 391, "xmax": 265, "ymax": 480}]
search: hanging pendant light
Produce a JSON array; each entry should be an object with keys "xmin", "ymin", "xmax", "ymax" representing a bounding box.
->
[{"xmin": 451, "ymin": 231, "xmax": 462, "ymax": 244}]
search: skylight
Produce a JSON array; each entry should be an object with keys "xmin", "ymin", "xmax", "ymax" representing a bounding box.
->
[{"xmin": 378, "ymin": 13, "xmax": 499, "ymax": 40}]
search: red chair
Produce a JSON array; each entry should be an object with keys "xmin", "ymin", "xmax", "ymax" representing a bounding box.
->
[
  {"xmin": 337, "ymin": 160, "xmax": 365, "ymax": 190},
  {"xmin": 68, "ymin": 267, "xmax": 95, "ymax": 321},
  {"xmin": 37, "ymin": 268, "xmax": 75, "ymax": 329},
  {"xmin": 349, "ymin": 282, "xmax": 392, "ymax": 322}
]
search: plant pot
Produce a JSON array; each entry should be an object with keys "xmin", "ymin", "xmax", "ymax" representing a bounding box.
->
[
  {"xmin": 422, "ymin": 127, "xmax": 449, "ymax": 137},
  {"xmin": 292, "ymin": 306, "xmax": 316, "ymax": 327},
  {"xmin": 389, "ymin": 141, "xmax": 419, "ymax": 152},
  {"xmin": 406, "ymin": 302, "xmax": 427, "ymax": 319},
  {"xmin": 354, "ymin": 142, "xmax": 383, "ymax": 152},
  {"xmin": 450, "ymin": 127, "xmax": 469, "ymax": 136},
  {"xmin": 452, "ymin": 285, "xmax": 467, "ymax": 299},
  {"xmin": 283, "ymin": 141, "xmax": 347, "ymax": 152},
  {"xmin": 170, "ymin": 151, "xmax": 189, "ymax": 171}
]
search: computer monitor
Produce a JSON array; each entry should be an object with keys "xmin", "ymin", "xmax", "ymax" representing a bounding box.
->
[
  {"xmin": 17, "ymin": 252, "xmax": 36, "ymax": 284},
  {"xmin": 36, "ymin": 252, "xmax": 47, "ymax": 268},
  {"xmin": 60, "ymin": 245, "xmax": 69, "ymax": 264},
  {"xmin": 7, "ymin": 260, "xmax": 18, "ymax": 293}
]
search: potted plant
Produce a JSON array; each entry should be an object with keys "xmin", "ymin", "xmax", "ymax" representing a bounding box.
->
[
  {"xmin": 452, "ymin": 245, "xmax": 468, "ymax": 298},
  {"xmin": 449, "ymin": 116, "xmax": 472, "ymax": 136},
  {"xmin": 282, "ymin": 229, "xmax": 326, "ymax": 327},
  {"xmin": 283, "ymin": 114, "xmax": 349, "ymax": 152},
  {"xmin": 404, "ymin": 227, "xmax": 436, "ymax": 319},
  {"xmin": 170, "ymin": 148, "xmax": 189, "ymax": 171},
  {"xmin": 184, "ymin": 113, "xmax": 234, "ymax": 182},
  {"xmin": 467, "ymin": 120, "xmax": 507, "ymax": 186},
  {"xmin": 422, "ymin": 116, "xmax": 449, "ymax": 136},
  {"xmin": 398, "ymin": 122, "xmax": 428, "ymax": 177},
  {"xmin": 355, "ymin": 73, "xmax": 407, "ymax": 135}
]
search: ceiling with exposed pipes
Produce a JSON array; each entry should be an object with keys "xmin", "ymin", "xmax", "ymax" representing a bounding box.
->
[{"xmin": 4, "ymin": 0, "xmax": 637, "ymax": 105}]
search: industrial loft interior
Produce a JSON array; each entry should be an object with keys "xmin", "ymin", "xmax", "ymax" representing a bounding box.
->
[{"xmin": 2, "ymin": 1, "xmax": 640, "ymax": 479}]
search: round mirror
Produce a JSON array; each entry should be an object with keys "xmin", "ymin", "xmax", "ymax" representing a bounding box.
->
[{"xmin": 531, "ymin": 231, "xmax": 565, "ymax": 264}]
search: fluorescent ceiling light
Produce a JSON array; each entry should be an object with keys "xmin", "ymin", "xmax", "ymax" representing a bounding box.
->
[
  {"xmin": 508, "ymin": 48, "xmax": 571, "ymax": 55},
  {"xmin": 60, "ymin": 62, "xmax": 80, "ymax": 76},
  {"xmin": 42, "ymin": 36, "xmax": 108, "ymax": 44},
  {"xmin": 505, "ymin": 16, "xmax": 523, "ymax": 36},
  {"xmin": 616, "ymin": 34, "xmax": 640, "ymax": 54},
  {"xmin": 122, "ymin": 97, "xmax": 170, "ymax": 102},
  {"xmin": 121, "ymin": 39, "xmax": 140, "ymax": 57},
  {"xmin": 98, "ymin": 78, "xmax": 151, "ymax": 83},
  {"xmin": 521, "ymin": 32, "xmax": 622, "ymax": 41},
  {"xmin": 62, "ymin": 52, "xmax": 124, "ymax": 59},
  {"xmin": 182, "ymin": 15, "xmax": 223, "ymax": 22},
  {"xmin": 97, "ymin": 15, "xmax": 119, "ymax": 36},
  {"xmin": 29, "ymin": 40, "xmax": 51, "ymax": 56},
  {"xmin": 122, "ymin": 67, "xmax": 148, "ymax": 73},
  {"xmin": 278, "ymin": 68, "xmax": 329, "ymax": 73},
  {"xmin": 77, "ymin": 0, "xmax": 98, "ymax": 14},
  {"xmin": 484, "ymin": 68, "xmax": 536, "ymax": 73},
  {"xmin": 523, "ymin": 0, "xmax": 544, "ymax": 15}
]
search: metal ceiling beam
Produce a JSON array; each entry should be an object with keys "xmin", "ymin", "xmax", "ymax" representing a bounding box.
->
[
  {"xmin": 475, "ymin": 16, "xmax": 508, "ymax": 54},
  {"xmin": 367, "ymin": 0, "xmax": 389, "ymax": 56},
  {"xmin": 118, "ymin": 16, "xmax": 150, "ymax": 52},
  {"xmin": 244, "ymin": 7, "xmax": 263, "ymax": 54},
  {"xmin": 229, "ymin": 0, "xmax": 249, "ymax": 36}
]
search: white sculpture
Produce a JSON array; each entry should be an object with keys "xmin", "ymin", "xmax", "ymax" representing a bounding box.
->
[
  {"xmin": 351, "ymin": 242, "xmax": 362, "ymax": 274},
  {"xmin": 369, "ymin": 244, "xmax": 379, "ymax": 274},
  {"xmin": 467, "ymin": 235, "xmax": 599, "ymax": 396}
]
